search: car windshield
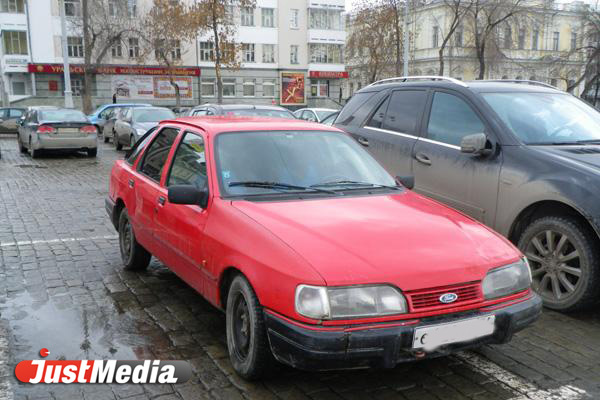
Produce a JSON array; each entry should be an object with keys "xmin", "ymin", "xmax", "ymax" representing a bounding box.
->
[
  {"xmin": 224, "ymin": 109, "xmax": 296, "ymax": 119},
  {"xmin": 316, "ymin": 110, "xmax": 336, "ymax": 120},
  {"xmin": 482, "ymin": 92, "xmax": 600, "ymax": 144},
  {"xmin": 133, "ymin": 108, "xmax": 175, "ymax": 123},
  {"xmin": 216, "ymin": 130, "xmax": 397, "ymax": 196},
  {"xmin": 40, "ymin": 109, "xmax": 88, "ymax": 122}
]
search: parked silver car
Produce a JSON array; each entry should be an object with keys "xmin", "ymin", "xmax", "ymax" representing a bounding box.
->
[
  {"xmin": 294, "ymin": 108, "xmax": 338, "ymax": 123},
  {"xmin": 17, "ymin": 107, "xmax": 98, "ymax": 158},
  {"xmin": 113, "ymin": 106, "xmax": 175, "ymax": 150}
]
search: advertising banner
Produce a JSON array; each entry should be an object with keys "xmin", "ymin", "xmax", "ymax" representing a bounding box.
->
[
  {"xmin": 111, "ymin": 76, "xmax": 193, "ymax": 100},
  {"xmin": 280, "ymin": 72, "xmax": 306, "ymax": 105},
  {"xmin": 28, "ymin": 64, "xmax": 200, "ymax": 76}
]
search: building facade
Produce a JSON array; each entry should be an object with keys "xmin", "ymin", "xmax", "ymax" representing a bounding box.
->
[{"xmin": 0, "ymin": 0, "xmax": 347, "ymax": 110}]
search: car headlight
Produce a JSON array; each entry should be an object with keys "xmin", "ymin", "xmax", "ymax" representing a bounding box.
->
[
  {"xmin": 295, "ymin": 284, "xmax": 407, "ymax": 319},
  {"xmin": 482, "ymin": 258, "xmax": 532, "ymax": 300}
]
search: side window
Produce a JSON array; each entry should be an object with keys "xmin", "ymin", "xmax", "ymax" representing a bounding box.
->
[
  {"xmin": 10, "ymin": 109, "xmax": 23, "ymax": 118},
  {"xmin": 382, "ymin": 90, "xmax": 427, "ymax": 135},
  {"xmin": 193, "ymin": 109, "xmax": 207, "ymax": 116},
  {"xmin": 127, "ymin": 126, "xmax": 158, "ymax": 165},
  {"xmin": 138, "ymin": 127, "xmax": 179, "ymax": 182},
  {"xmin": 167, "ymin": 132, "xmax": 207, "ymax": 189},
  {"xmin": 427, "ymin": 92, "xmax": 485, "ymax": 146},
  {"xmin": 337, "ymin": 91, "xmax": 376, "ymax": 125},
  {"xmin": 0, "ymin": 109, "xmax": 7, "ymax": 119},
  {"xmin": 366, "ymin": 97, "xmax": 390, "ymax": 128}
]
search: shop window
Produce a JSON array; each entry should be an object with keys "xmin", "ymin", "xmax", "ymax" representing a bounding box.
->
[
  {"xmin": 12, "ymin": 81, "xmax": 25, "ymax": 95},
  {"xmin": 311, "ymin": 80, "xmax": 329, "ymax": 97},
  {"xmin": 71, "ymin": 78, "xmax": 83, "ymax": 97}
]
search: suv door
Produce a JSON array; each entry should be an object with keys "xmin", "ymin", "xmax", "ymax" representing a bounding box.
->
[
  {"xmin": 412, "ymin": 90, "xmax": 501, "ymax": 225},
  {"xmin": 352, "ymin": 89, "xmax": 428, "ymax": 177}
]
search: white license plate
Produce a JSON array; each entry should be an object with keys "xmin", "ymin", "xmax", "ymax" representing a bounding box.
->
[
  {"xmin": 413, "ymin": 315, "xmax": 495, "ymax": 351},
  {"xmin": 58, "ymin": 128, "xmax": 80, "ymax": 135}
]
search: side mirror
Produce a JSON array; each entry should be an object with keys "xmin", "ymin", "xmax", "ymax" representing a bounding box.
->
[
  {"xmin": 461, "ymin": 133, "xmax": 491, "ymax": 155},
  {"xmin": 396, "ymin": 176, "xmax": 415, "ymax": 190},
  {"xmin": 168, "ymin": 185, "xmax": 209, "ymax": 209}
]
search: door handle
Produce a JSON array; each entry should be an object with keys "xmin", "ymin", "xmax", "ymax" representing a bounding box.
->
[
  {"xmin": 415, "ymin": 153, "xmax": 432, "ymax": 165},
  {"xmin": 158, "ymin": 196, "xmax": 166, "ymax": 206},
  {"xmin": 128, "ymin": 179, "xmax": 135, "ymax": 188},
  {"xmin": 357, "ymin": 137, "xmax": 369, "ymax": 146}
]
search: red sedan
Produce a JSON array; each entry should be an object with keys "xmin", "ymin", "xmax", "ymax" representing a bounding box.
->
[{"xmin": 106, "ymin": 117, "xmax": 541, "ymax": 379}]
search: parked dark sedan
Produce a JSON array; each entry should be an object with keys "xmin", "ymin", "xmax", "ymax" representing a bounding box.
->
[
  {"xmin": 186, "ymin": 104, "xmax": 296, "ymax": 119},
  {"xmin": 335, "ymin": 77, "xmax": 600, "ymax": 312}
]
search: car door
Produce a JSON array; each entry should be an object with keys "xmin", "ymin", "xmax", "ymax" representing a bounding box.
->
[
  {"xmin": 411, "ymin": 90, "xmax": 502, "ymax": 225},
  {"xmin": 116, "ymin": 108, "xmax": 133, "ymax": 144},
  {"xmin": 154, "ymin": 130, "xmax": 210, "ymax": 295},
  {"xmin": 23, "ymin": 110, "xmax": 39, "ymax": 146},
  {"xmin": 351, "ymin": 89, "xmax": 428, "ymax": 177},
  {"xmin": 133, "ymin": 126, "xmax": 180, "ymax": 254},
  {"xmin": 0, "ymin": 109, "xmax": 9, "ymax": 133},
  {"xmin": 5, "ymin": 109, "xmax": 24, "ymax": 132}
]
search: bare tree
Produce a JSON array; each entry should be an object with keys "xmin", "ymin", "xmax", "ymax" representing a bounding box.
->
[{"xmin": 436, "ymin": 0, "xmax": 473, "ymax": 75}]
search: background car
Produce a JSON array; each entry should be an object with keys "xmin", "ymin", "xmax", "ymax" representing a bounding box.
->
[
  {"xmin": 88, "ymin": 103, "xmax": 151, "ymax": 134},
  {"xmin": 186, "ymin": 104, "xmax": 296, "ymax": 119},
  {"xmin": 320, "ymin": 111, "xmax": 339, "ymax": 126},
  {"xmin": 294, "ymin": 108, "xmax": 338, "ymax": 123},
  {"xmin": 0, "ymin": 107, "xmax": 26, "ymax": 134},
  {"xmin": 113, "ymin": 106, "xmax": 175, "ymax": 150},
  {"xmin": 335, "ymin": 76, "xmax": 600, "ymax": 312},
  {"xmin": 17, "ymin": 106, "xmax": 98, "ymax": 158}
]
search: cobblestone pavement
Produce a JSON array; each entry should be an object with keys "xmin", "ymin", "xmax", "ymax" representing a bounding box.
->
[{"xmin": 1, "ymin": 134, "xmax": 600, "ymax": 400}]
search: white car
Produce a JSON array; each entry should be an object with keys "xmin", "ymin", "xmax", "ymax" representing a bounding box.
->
[{"xmin": 293, "ymin": 108, "xmax": 338, "ymax": 123}]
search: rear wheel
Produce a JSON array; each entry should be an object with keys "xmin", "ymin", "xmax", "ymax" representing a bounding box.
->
[
  {"xmin": 18, "ymin": 137, "xmax": 27, "ymax": 153},
  {"xmin": 87, "ymin": 148, "xmax": 97, "ymax": 157},
  {"xmin": 115, "ymin": 132, "xmax": 123, "ymax": 151},
  {"xmin": 118, "ymin": 209, "xmax": 151, "ymax": 271},
  {"xmin": 226, "ymin": 275, "xmax": 274, "ymax": 380},
  {"xmin": 518, "ymin": 216, "xmax": 599, "ymax": 311},
  {"xmin": 103, "ymin": 135, "xmax": 110, "ymax": 143},
  {"xmin": 30, "ymin": 140, "xmax": 40, "ymax": 158}
]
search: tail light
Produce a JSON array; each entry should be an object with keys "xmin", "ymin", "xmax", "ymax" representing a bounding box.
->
[
  {"xmin": 80, "ymin": 125, "xmax": 97, "ymax": 134},
  {"xmin": 36, "ymin": 125, "xmax": 57, "ymax": 134}
]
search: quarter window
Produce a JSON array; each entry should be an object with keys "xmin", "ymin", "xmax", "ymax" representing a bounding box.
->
[
  {"xmin": 167, "ymin": 133, "xmax": 207, "ymax": 189},
  {"xmin": 139, "ymin": 127, "xmax": 179, "ymax": 182},
  {"xmin": 382, "ymin": 90, "xmax": 427, "ymax": 135},
  {"xmin": 427, "ymin": 92, "xmax": 485, "ymax": 146},
  {"xmin": 366, "ymin": 97, "xmax": 390, "ymax": 129}
]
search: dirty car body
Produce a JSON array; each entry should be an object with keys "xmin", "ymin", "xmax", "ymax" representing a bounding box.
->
[{"xmin": 106, "ymin": 117, "xmax": 541, "ymax": 378}]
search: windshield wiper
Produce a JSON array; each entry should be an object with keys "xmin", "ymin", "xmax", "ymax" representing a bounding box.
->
[
  {"xmin": 229, "ymin": 181, "xmax": 337, "ymax": 194},
  {"xmin": 310, "ymin": 180, "xmax": 400, "ymax": 190},
  {"xmin": 528, "ymin": 141, "xmax": 591, "ymax": 146}
]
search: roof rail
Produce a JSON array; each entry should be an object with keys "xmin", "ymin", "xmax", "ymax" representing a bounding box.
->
[
  {"xmin": 367, "ymin": 76, "xmax": 469, "ymax": 88},
  {"xmin": 482, "ymin": 79, "xmax": 559, "ymax": 90}
]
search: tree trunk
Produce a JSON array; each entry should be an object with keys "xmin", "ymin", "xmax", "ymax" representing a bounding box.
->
[
  {"xmin": 393, "ymin": 2, "xmax": 401, "ymax": 75},
  {"xmin": 477, "ymin": 39, "xmax": 486, "ymax": 80},
  {"xmin": 438, "ymin": 47, "xmax": 445, "ymax": 76},
  {"xmin": 82, "ymin": 0, "xmax": 93, "ymax": 113},
  {"xmin": 169, "ymin": 77, "xmax": 181, "ymax": 107},
  {"xmin": 212, "ymin": 1, "xmax": 223, "ymax": 104}
]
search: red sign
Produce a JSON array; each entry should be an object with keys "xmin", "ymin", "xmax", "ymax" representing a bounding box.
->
[
  {"xmin": 48, "ymin": 80, "xmax": 58, "ymax": 91},
  {"xmin": 309, "ymin": 71, "xmax": 349, "ymax": 79},
  {"xmin": 28, "ymin": 64, "xmax": 200, "ymax": 77}
]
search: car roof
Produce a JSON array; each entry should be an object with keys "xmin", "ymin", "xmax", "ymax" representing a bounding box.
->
[
  {"xmin": 357, "ymin": 80, "xmax": 563, "ymax": 95},
  {"xmin": 193, "ymin": 104, "xmax": 291, "ymax": 111},
  {"xmin": 105, "ymin": 103, "xmax": 151, "ymax": 107},
  {"xmin": 164, "ymin": 116, "xmax": 341, "ymax": 137}
]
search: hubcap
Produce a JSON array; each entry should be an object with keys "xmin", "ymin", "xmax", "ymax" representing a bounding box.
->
[
  {"xmin": 525, "ymin": 229, "xmax": 582, "ymax": 302},
  {"xmin": 232, "ymin": 294, "xmax": 251, "ymax": 360}
]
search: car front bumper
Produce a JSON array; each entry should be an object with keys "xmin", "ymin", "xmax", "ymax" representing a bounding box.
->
[{"xmin": 265, "ymin": 293, "xmax": 542, "ymax": 371}]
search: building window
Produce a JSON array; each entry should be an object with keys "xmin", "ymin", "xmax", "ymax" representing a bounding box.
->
[
  {"xmin": 64, "ymin": 0, "xmax": 80, "ymax": 16},
  {"xmin": 532, "ymin": 29, "xmax": 539, "ymax": 50},
  {"xmin": 550, "ymin": 78, "xmax": 558, "ymax": 87},
  {"xmin": 242, "ymin": 43, "xmax": 255, "ymax": 62},
  {"xmin": 171, "ymin": 40, "xmax": 181, "ymax": 60},
  {"xmin": 454, "ymin": 26, "xmax": 463, "ymax": 47},
  {"xmin": 311, "ymin": 80, "xmax": 328, "ymax": 97},
  {"xmin": 262, "ymin": 8, "xmax": 274, "ymax": 27},
  {"xmin": 108, "ymin": 0, "xmax": 118, "ymax": 16},
  {"xmin": 432, "ymin": 26, "xmax": 439, "ymax": 48},
  {"xmin": 201, "ymin": 78, "xmax": 215, "ymax": 97},
  {"xmin": 2, "ymin": 30, "xmax": 27, "ymax": 55},
  {"xmin": 12, "ymin": 81, "xmax": 25, "ymax": 95},
  {"xmin": 290, "ymin": 9, "xmax": 299, "ymax": 29},
  {"xmin": 504, "ymin": 27, "xmax": 512, "ymax": 49},
  {"xmin": 518, "ymin": 28, "xmax": 525, "ymax": 50},
  {"xmin": 241, "ymin": 7, "xmax": 254, "ymax": 26},
  {"xmin": 262, "ymin": 44, "xmax": 275, "ymax": 63},
  {"xmin": 127, "ymin": 0, "xmax": 136, "ymax": 18},
  {"xmin": 290, "ymin": 45, "xmax": 299, "ymax": 64},
  {"xmin": 263, "ymin": 79, "xmax": 275, "ymax": 97},
  {"xmin": 111, "ymin": 42, "xmax": 122, "ymax": 57},
  {"xmin": 67, "ymin": 36, "xmax": 83, "ymax": 58},
  {"xmin": 553, "ymin": 32, "xmax": 560, "ymax": 51},
  {"xmin": 309, "ymin": 43, "xmax": 343, "ymax": 64},
  {"xmin": 223, "ymin": 78, "xmax": 236, "ymax": 97},
  {"xmin": 0, "ymin": 0, "xmax": 24, "ymax": 13},
  {"xmin": 128, "ymin": 37, "xmax": 139, "ymax": 58},
  {"xmin": 71, "ymin": 78, "xmax": 82, "ymax": 97},
  {"xmin": 199, "ymin": 41, "xmax": 214, "ymax": 61},
  {"xmin": 309, "ymin": 8, "xmax": 343, "ymax": 30},
  {"xmin": 243, "ymin": 79, "xmax": 255, "ymax": 97},
  {"xmin": 571, "ymin": 32, "xmax": 578, "ymax": 50}
]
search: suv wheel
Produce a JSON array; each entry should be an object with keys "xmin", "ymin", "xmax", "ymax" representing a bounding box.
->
[
  {"xmin": 226, "ymin": 275, "xmax": 274, "ymax": 380},
  {"xmin": 518, "ymin": 216, "xmax": 599, "ymax": 311},
  {"xmin": 118, "ymin": 209, "xmax": 151, "ymax": 271}
]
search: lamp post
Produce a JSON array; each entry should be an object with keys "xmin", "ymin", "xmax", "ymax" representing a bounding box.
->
[{"xmin": 59, "ymin": 0, "xmax": 74, "ymax": 108}]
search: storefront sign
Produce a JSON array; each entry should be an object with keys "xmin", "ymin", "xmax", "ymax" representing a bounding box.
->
[
  {"xmin": 280, "ymin": 72, "xmax": 306, "ymax": 105},
  {"xmin": 309, "ymin": 71, "xmax": 348, "ymax": 79},
  {"xmin": 28, "ymin": 64, "xmax": 200, "ymax": 76},
  {"xmin": 48, "ymin": 81, "xmax": 58, "ymax": 91},
  {"xmin": 111, "ymin": 75, "xmax": 193, "ymax": 100}
]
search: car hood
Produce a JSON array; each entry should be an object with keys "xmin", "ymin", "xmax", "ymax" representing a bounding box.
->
[
  {"xmin": 530, "ymin": 145, "xmax": 600, "ymax": 170},
  {"xmin": 232, "ymin": 192, "xmax": 519, "ymax": 291}
]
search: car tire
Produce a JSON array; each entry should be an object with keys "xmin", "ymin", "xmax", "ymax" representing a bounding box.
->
[
  {"xmin": 103, "ymin": 135, "xmax": 110, "ymax": 143},
  {"xmin": 87, "ymin": 148, "xmax": 97, "ymax": 157},
  {"xmin": 30, "ymin": 143, "xmax": 40, "ymax": 159},
  {"xmin": 118, "ymin": 209, "xmax": 151, "ymax": 271},
  {"xmin": 226, "ymin": 274, "xmax": 274, "ymax": 380},
  {"xmin": 115, "ymin": 134, "xmax": 123, "ymax": 151},
  {"xmin": 518, "ymin": 215, "xmax": 599, "ymax": 311},
  {"xmin": 18, "ymin": 138, "xmax": 27, "ymax": 153}
]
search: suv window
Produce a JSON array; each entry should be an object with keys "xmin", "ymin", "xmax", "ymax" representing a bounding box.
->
[
  {"xmin": 337, "ymin": 92, "xmax": 376, "ymax": 125},
  {"xmin": 382, "ymin": 90, "xmax": 427, "ymax": 135},
  {"xmin": 366, "ymin": 97, "xmax": 390, "ymax": 128},
  {"xmin": 167, "ymin": 132, "xmax": 207, "ymax": 189},
  {"xmin": 139, "ymin": 127, "xmax": 179, "ymax": 182},
  {"xmin": 427, "ymin": 92, "xmax": 485, "ymax": 146}
]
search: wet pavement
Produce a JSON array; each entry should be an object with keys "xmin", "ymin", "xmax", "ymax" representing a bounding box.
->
[{"xmin": 1, "ymin": 134, "xmax": 600, "ymax": 400}]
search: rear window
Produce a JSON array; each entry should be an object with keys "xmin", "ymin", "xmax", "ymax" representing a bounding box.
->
[
  {"xmin": 225, "ymin": 109, "xmax": 296, "ymax": 119},
  {"xmin": 336, "ymin": 92, "xmax": 376, "ymax": 125},
  {"xmin": 40, "ymin": 109, "xmax": 88, "ymax": 122},
  {"xmin": 133, "ymin": 108, "xmax": 175, "ymax": 123}
]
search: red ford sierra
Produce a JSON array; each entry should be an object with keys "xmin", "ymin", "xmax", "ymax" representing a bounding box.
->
[{"xmin": 106, "ymin": 117, "xmax": 541, "ymax": 379}]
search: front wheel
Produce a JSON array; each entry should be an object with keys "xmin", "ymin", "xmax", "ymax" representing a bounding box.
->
[
  {"xmin": 518, "ymin": 216, "xmax": 599, "ymax": 311},
  {"xmin": 118, "ymin": 209, "xmax": 151, "ymax": 271},
  {"xmin": 226, "ymin": 275, "xmax": 274, "ymax": 380},
  {"xmin": 87, "ymin": 148, "xmax": 97, "ymax": 157}
]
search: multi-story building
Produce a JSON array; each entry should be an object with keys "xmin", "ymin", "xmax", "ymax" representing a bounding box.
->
[
  {"xmin": 346, "ymin": 0, "xmax": 589, "ymax": 97},
  {"xmin": 0, "ymin": 0, "xmax": 347, "ymax": 110}
]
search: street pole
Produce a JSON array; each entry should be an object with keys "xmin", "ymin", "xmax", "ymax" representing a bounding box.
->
[
  {"xmin": 403, "ymin": 0, "xmax": 409, "ymax": 76},
  {"xmin": 0, "ymin": 33, "xmax": 9, "ymax": 107},
  {"xmin": 59, "ymin": 0, "xmax": 74, "ymax": 108}
]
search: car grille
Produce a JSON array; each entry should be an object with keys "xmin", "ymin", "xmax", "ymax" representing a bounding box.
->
[{"xmin": 406, "ymin": 282, "xmax": 482, "ymax": 312}]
